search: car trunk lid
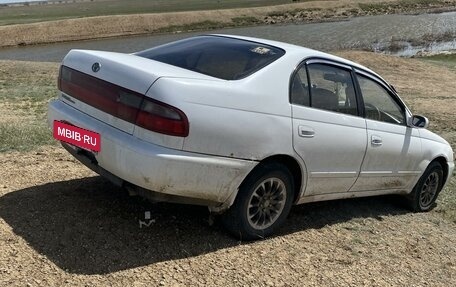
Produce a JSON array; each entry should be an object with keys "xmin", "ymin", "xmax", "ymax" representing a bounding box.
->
[{"xmin": 59, "ymin": 49, "xmax": 214, "ymax": 135}]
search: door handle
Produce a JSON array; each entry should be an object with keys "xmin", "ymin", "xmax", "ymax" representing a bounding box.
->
[
  {"xmin": 371, "ymin": 135, "xmax": 382, "ymax": 146},
  {"xmin": 298, "ymin": 125, "xmax": 315, "ymax": 138}
]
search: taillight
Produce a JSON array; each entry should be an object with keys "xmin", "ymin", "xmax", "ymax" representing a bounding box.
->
[
  {"xmin": 136, "ymin": 98, "xmax": 189, "ymax": 137},
  {"xmin": 59, "ymin": 66, "xmax": 142, "ymax": 123},
  {"xmin": 58, "ymin": 65, "xmax": 189, "ymax": 137}
]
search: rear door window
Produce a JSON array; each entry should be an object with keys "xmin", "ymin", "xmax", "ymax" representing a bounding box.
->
[
  {"xmin": 292, "ymin": 63, "xmax": 358, "ymax": 116},
  {"xmin": 290, "ymin": 65, "xmax": 310, "ymax": 106}
]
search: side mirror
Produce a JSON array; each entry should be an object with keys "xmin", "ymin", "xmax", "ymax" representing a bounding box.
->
[{"xmin": 411, "ymin": 115, "xmax": 429, "ymax": 128}]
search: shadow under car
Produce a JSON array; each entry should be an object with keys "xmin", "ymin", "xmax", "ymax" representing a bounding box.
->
[{"xmin": 0, "ymin": 176, "xmax": 409, "ymax": 275}]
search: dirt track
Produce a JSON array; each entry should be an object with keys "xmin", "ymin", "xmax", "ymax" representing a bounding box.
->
[
  {"xmin": 0, "ymin": 51, "xmax": 456, "ymax": 286},
  {"xmin": 0, "ymin": 147, "xmax": 455, "ymax": 286}
]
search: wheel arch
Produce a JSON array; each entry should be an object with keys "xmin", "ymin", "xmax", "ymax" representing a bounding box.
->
[
  {"xmin": 212, "ymin": 154, "xmax": 305, "ymax": 214},
  {"xmin": 244, "ymin": 154, "xmax": 304, "ymax": 204},
  {"xmin": 430, "ymin": 156, "xmax": 449, "ymax": 187}
]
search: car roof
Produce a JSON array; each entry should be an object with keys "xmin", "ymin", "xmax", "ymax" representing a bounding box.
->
[{"xmin": 211, "ymin": 34, "xmax": 386, "ymax": 83}]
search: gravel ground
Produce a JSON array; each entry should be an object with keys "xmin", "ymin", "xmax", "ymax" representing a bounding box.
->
[{"xmin": 1, "ymin": 147, "xmax": 455, "ymax": 286}]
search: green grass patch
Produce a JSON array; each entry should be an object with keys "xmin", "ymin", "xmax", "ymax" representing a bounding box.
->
[
  {"xmin": 420, "ymin": 53, "xmax": 456, "ymax": 71},
  {"xmin": 0, "ymin": 121, "xmax": 55, "ymax": 152},
  {"xmin": 0, "ymin": 83, "xmax": 55, "ymax": 102},
  {"xmin": 0, "ymin": 61, "xmax": 58, "ymax": 152},
  {"xmin": 0, "ymin": 0, "xmax": 302, "ymax": 26}
]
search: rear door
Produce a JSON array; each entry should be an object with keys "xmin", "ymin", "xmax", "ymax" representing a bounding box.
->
[
  {"xmin": 291, "ymin": 59, "xmax": 367, "ymax": 195},
  {"xmin": 350, "ymin": 71, "xmax": 422, "ymax": 191}
]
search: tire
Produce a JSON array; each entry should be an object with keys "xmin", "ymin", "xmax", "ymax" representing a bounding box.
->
[
  {"xmin": 407, "ymin": 161, "xmax": 444, "ymax": 212},
  {"xmin": 221, "ymin": 163, "xmax": 294, "ymax": 241}
]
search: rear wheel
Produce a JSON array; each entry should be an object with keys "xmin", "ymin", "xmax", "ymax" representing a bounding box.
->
[
  {"xmin": 407, "ymin": 161, "xmax": 444, "ymax": 212},
  {"xmin": 221, "ymin": 163, "xmax": 294, "ymax": 240}
]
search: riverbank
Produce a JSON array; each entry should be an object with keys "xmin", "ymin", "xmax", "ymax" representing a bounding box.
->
[{"xmin": 1, "ymin": 0, "xmax": 456, "ymax": 48}]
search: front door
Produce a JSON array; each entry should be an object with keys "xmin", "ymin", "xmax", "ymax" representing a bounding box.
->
[
  {"xmin": 350, "ymin": 72, "xmax": 422, "ymax": 191},
  {"xmin": 290, "ymin": 60, "xmax": 367, "ymax": 195}
]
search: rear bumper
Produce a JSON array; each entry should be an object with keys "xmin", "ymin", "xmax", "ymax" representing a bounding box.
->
[{"xmin": 48, "ymin": 100, "xmax": 256, "ymax": 209}]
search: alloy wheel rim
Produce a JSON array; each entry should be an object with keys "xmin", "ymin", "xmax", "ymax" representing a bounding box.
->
[
  {"xmin": 419, "ymin": 171, "xmax": 439, "ymax": 208},
  {"xmin": 247, "ymin": 177, "xmax": 287, "ymax": 230}
]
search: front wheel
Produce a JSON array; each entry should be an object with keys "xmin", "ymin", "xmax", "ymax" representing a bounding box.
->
[
  {"xmin": 221, "ymin": 163, "xmax": 294, "ymax": 240},
  {"xmin": 407, "ymin": 161, "xmax": 444, "ymax": 212}
]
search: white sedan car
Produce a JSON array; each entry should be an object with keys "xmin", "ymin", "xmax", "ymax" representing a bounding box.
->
[{"xmin": 48, "ymin": 35, "xmax": 454, "ymax": 240}]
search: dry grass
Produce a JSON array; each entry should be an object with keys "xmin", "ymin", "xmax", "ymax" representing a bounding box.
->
[{"xmin": 1, "ymin": 0, "xmax": 455, "ymax": 47}]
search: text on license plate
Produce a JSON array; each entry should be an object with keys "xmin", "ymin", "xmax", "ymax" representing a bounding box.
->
[{"xmin": 53, "ymin": 120, "xmax": 101, "ymax": 152}]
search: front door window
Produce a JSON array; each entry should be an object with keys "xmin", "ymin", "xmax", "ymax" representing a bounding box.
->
[{"xmin": 357, "ymin": 74, "xmax": 405, "ymax": 125}]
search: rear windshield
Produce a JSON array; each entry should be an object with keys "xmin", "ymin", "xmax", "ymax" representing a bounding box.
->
[{"xmin": 136, "ymin": 36, "xmax": 285, "ymax": 80}]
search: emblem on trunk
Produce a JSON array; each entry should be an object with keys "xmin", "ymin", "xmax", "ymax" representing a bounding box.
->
[{"xmin": 92, "ymin": 62, "xmax": 101, "ymax": 73}]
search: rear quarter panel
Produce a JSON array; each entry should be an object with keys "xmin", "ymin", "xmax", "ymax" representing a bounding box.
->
[{"xmin": 147, "ymin": 58, "xmax": 296, "ymax": 160}]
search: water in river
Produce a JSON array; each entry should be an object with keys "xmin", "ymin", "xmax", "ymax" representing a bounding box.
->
[{"xmin": 0, "ymin": 11, "xmax": 455, "ymax": 62}]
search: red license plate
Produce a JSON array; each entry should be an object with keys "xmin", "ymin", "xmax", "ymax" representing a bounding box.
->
[{"xmin": 53, "ymin": 120, "xmax": 101, "ymax": 152}]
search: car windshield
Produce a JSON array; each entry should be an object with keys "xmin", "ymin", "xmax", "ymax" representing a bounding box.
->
[{"xmin": 136, "ymin": 36, "xmax": 285, "ymax": 80}]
